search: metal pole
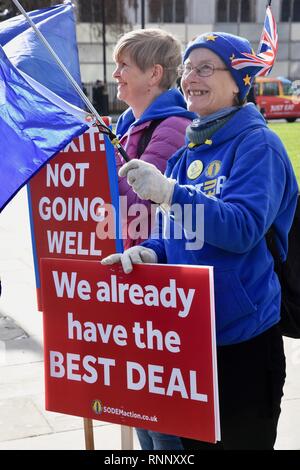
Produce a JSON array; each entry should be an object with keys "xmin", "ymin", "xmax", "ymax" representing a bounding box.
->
[
  {"xmin": 237, "ymin": 0, "xmax": 241, "ymax": 36},
  {"xmin": 121, "ymin": 426, "xmax": 134, "ymax": 450},
  {"xmin": 184, "ymin": 0, "xmax": 188, "ymax": 48},
  {"xmin": 10, "ymin": 0, "xmax": 104, "ymax": 125},
  {"xmin": 10, "ymin": 0, "xmax": 130, "ymax": 161},
  {"xmin": 141, "ymin": 0, "xmax": 145, "ymax": 28},
  {"xmin": 288, "ymin": 0, "xmax": 294, "ymax": 79},
  {"xmin": 101, "ymin": 0, "xmax": 107, "ymax": 85}
]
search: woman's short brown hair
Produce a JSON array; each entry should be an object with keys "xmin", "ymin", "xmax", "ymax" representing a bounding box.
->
[{"xmin": 113, "ymin": 28, "xmax": 182, "ymax": 90}]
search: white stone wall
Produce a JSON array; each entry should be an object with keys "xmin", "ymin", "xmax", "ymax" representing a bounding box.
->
[{"xmin": 77, "ymin": 0, "xmax": 300, "ymax": 83}]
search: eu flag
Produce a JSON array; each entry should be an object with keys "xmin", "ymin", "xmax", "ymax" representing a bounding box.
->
[
  {"xmin": 0, "ymin": 45, "xmax": 90, "ymax": 212},
  {"xmin": 0, "ymin": 1, "xmax": 83, "ymax": 107}
]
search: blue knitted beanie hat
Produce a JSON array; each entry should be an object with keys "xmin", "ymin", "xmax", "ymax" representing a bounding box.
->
[{"xmin": 183, "ymin": 32, "xmax": 255, "ymax": 101}]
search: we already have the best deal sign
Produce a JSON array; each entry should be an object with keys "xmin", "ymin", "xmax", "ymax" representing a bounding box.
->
[{"xmin": 41, "ymin": 259, "xmax": 220, "ymax": 443}]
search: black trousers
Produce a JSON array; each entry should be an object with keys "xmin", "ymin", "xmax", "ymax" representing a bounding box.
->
[{"xmin": 181, "ymin": 324, "xmax": 286, "ymax": 450}]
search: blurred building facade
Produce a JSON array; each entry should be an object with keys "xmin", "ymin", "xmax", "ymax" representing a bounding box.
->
[
  {"xmin": 74, "ymin": 0, "xmax": 300, "ymax": 85},
  {"xmin": 1, "ymin": 0, "xmax": 299, "ymax": 113}
]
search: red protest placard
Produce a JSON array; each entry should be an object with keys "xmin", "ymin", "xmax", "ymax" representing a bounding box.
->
[
  {"xmin": 28, "ymin": 123, "xmax": 121, "ymax": 310},
  {"xmin": 41, "ymin": 258, "xmax": 220, "ymax": 443}
]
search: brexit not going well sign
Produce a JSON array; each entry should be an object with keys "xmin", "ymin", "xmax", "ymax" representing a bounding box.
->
[{"xmin": 28, "ymin": 122, "xmax": 121, "ymax": 310}]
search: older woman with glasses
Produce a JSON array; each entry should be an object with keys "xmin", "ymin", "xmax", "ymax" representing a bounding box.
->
[{"xmin": 102, "ymin": 32, "xmax": 298, "ymax": 449}]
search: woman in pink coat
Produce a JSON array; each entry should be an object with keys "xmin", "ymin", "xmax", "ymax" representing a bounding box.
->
[{"xmin": 113, "ymin": 28, "xmax": 195, "ymax": 250}]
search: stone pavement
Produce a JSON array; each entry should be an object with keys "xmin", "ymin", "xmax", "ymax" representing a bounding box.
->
[{"xmin": 0, "ymin": 189, "xmax": 299, "ymax": 450}]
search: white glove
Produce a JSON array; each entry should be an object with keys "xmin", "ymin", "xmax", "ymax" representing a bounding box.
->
[
  {"xmin": 119, "ymin": 159, "xmax": 176, "ymax": 207},
  {"xmin": 101, "ymin": 246, "xmax": 157, "ymax": 274}
]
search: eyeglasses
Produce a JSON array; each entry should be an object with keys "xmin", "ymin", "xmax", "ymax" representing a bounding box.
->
[{"xmin": 177, "ymin": 63, "xmax": 228, "ymax": 78}]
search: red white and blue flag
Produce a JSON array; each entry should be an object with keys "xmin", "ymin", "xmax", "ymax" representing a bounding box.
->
[{"xmin": 231, "ymin": 6, "xmax": 278, "ymax": 77}]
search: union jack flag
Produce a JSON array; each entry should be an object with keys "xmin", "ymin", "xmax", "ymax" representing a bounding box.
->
[{"xmin": 231, "ymin": 6, "xmax": 278, "ymax": 77}]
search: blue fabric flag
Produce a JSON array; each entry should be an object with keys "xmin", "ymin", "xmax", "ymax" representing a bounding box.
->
[
  {"xmin": 0, "ymin": 45, "xmax": 90, "ymax": 212},
  {"xmin": 0, "ymin": 1, "xmax": 83, "ymax": 107}
]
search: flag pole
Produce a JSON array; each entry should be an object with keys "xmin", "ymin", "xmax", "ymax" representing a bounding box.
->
[
  {"xmin": 10, "ymin": 0, "xmax": 130, "ymax": 162},
  {"xmin": 10, "ymin": 0, "xmax": 128, "ymax": 449}
]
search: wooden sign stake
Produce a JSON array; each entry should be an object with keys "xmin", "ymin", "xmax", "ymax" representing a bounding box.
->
[{"xmin": 84, "ymin": 418, "xmax": 95, "ymax": 450}]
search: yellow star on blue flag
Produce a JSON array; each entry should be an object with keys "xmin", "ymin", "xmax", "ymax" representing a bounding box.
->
[
  {"xmin": 206, "ymin": 34, "xmax": 218, "ymax": 42},
  {"xmin": 243, "ymin": 74, "xmax": 251, "ymax": 86}
]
